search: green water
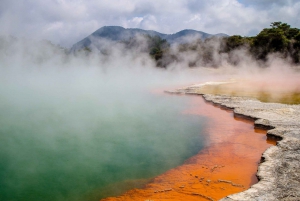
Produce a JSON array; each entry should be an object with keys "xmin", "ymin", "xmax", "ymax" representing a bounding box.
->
[{"xmin": 0, "ymin": 70, "xmax": 207, "ymax": 201}]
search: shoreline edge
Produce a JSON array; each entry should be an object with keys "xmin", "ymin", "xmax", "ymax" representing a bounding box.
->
[{"xmin": 166, "ymin": 85, "xmax": 300, "ymax": 201}]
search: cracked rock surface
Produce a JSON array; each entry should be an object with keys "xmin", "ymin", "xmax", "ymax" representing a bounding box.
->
[{"xmin": 167, "ymin": 88, "xmax": 300, "ymax": 201}]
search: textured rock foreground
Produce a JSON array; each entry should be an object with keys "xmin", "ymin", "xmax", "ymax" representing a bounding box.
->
[{"xmin": 167, "ymin": 87, "xmax": 300, "ymax": 201}]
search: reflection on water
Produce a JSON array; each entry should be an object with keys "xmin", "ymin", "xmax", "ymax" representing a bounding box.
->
[{"xmin": 0, "ymin": 83, "xmax": 207, "ymax": 201}]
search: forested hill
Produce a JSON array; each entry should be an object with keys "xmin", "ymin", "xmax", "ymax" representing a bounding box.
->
[
  {"xmin": 71, "ymin": 22, "xmax": 300, "ymax": 68},
  {"xmin": 166, "ymin": 22, "xmax": 300, "ymax": 67},
  {"xmin": 223, "ymin": 22, "xmax": 300, "ymax": 63},
  {"xmin": 70, "ymin": 26, "xmax": 227, "ymax": 52}
]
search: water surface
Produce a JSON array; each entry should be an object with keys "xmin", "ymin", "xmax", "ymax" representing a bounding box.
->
[{"xmin": 0, "ymin": 70, "xmax": 207, "ymax": 201}]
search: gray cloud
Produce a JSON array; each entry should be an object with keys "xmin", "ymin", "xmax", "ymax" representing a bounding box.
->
[
  {"xmin": 0, "ymin": 0, "xmax": 299, "ymax": 47},
  {"xmin": 238, "ymin": 0, "xmax": 300, "ymax": 8}
]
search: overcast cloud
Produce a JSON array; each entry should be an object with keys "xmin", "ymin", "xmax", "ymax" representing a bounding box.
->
[{"xmin": 0, "ymin": 0, "xmax": 299, "ymax": 47}]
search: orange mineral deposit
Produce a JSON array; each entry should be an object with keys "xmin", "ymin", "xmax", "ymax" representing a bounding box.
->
[{"xmin": 101, "ymin": 95, "xmax": 276, "ymax": 201}]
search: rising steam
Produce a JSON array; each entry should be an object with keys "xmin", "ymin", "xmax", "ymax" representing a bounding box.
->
[{"xmin": 0, "ymin": 32, "xmax": 299, "ymax": 201}]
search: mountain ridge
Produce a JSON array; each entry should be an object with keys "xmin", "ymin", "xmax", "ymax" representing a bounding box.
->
[{"xmin": 71, "ymin": 26, "xmax": 228, "ymax": 52}]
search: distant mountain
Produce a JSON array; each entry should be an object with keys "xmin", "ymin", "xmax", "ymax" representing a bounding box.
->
[
  {"xmin": 70, "ymin": 26, "xmax": 228, "ymax": 52},
  {"xmin": 165, "ymin": 29, "xmax": 228, "ymax": 43}
]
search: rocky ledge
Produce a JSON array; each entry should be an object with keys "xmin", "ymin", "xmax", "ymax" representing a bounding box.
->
[{"xmin": 166, "ymin": 87, "xmax": 300, "ymax": 201}]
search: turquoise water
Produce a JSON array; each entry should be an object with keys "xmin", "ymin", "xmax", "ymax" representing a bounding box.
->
[{"xmin": 0, "ymin": 70, "xmax": 207, "ymax": 201}]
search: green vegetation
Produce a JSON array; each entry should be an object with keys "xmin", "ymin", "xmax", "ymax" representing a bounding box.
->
[
  {"xmin": 146, "ymin": 35, "xmax": 169, "ymax": 61},
  {"xmin": 223, "ymin": 35, "xmax": 253, "ymax": 52},
  {"xmin": 78, "ymin": 22, "xmax": 300, "ymax": 68},
  {"xmin": 223, "ymin": 22, "xmax": 300, "ymax": 63},
  {"xmin": 148, "ymin": 22, "xmax": 300, "ymax": 67}
]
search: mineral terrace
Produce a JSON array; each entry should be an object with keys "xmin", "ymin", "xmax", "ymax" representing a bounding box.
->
[{"xmin": 167, "ymin": 84, "xmax": 300, "ymax": 201}]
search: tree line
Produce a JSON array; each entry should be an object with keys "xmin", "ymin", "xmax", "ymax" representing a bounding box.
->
[
  {"xmin": 223, "ymin": 22, "xmax": 300, "ymax": 63},
  {"xmin": 77, "ymin": 22, "xmax": 300, "ymax": 68},
  {"xmin": 143, "ymin": 22, "xmax": 300, "ymax": 68}
]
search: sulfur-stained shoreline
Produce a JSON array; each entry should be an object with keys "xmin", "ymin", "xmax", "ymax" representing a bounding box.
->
[
  {"xmin": 102, "ymin": 88, "xmax": 276, "ymax": 201},
  {"xmin": 168, "ymin": 84, "xmax": 300, "ymax": 201}
]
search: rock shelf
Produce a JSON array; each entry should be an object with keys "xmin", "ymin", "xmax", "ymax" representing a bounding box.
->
[{"xmin": 167, "ymin": 85, "xmax": 300, "ymax": 201}]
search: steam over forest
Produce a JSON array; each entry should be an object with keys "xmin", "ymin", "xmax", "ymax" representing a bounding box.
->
[
  {"xmin": 1, "ymin": 22, "xmax": 299, "ymax": 69},
  {"xmin": 143, "ymin": 22, "xmax": 300, "ymax": 67},
  {"xmin": 67, "ymin": 22, "xmax": 300, "ymax": 69}
]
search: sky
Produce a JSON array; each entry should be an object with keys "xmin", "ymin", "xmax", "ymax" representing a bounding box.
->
[{"xmin": 0, "ymin": 0, "xmax": 300, "ymax": 47}]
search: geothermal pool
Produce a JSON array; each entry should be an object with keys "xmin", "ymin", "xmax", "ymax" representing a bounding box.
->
[
  {"xmin": 0, "ymin": 80, "xmax": 208, "ymax": 201},
  {"xmin": 102, "ymin": 95, "xmax": 276, "ymax": 201},
  {"xmin": 0, "ymin": 65, "xmax": 277, "ymax": 201}
]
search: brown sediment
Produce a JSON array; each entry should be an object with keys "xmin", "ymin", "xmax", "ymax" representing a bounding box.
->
[
  {"xmin": 101, "ymin": 95, "xmax": 276, "ymax": 201},
  {"xmin": 184, "ymin": 80, "xmax": 300, "ymax": 104}
]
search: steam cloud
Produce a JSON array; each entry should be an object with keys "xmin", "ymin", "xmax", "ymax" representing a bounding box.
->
[
  {"xmin": 0, "ymin": 36, "xmax": 210, "ymax": 201},
  {"xmin": 0, "ymin": 34, "xmax": 299, "ymax": 201}
]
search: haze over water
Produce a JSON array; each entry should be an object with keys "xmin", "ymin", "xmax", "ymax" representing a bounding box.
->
[{"xmin": 0, "ymin": 62, "xmax": 208, "ymax": 201}]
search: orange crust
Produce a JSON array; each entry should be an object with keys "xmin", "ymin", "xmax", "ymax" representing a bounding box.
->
[{"xmin": 101, "ymin": 96, "xmax": 276, "ymax": 201}]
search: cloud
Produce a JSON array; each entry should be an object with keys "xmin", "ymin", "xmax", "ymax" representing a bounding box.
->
[
  {"xmin": 0, "ymin": 0, "xmax": 299, "ymax": 47},
  {"xmin": 138, "ymin": 15, "xmax": 158, "ymax": 30},
  {"xmin": 185, "ymin": 14, "xmax": 202, "ymax": 23},
  {"xmin": 238, "ymin": 0, "xmax": 300, "ymax": 8}
]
